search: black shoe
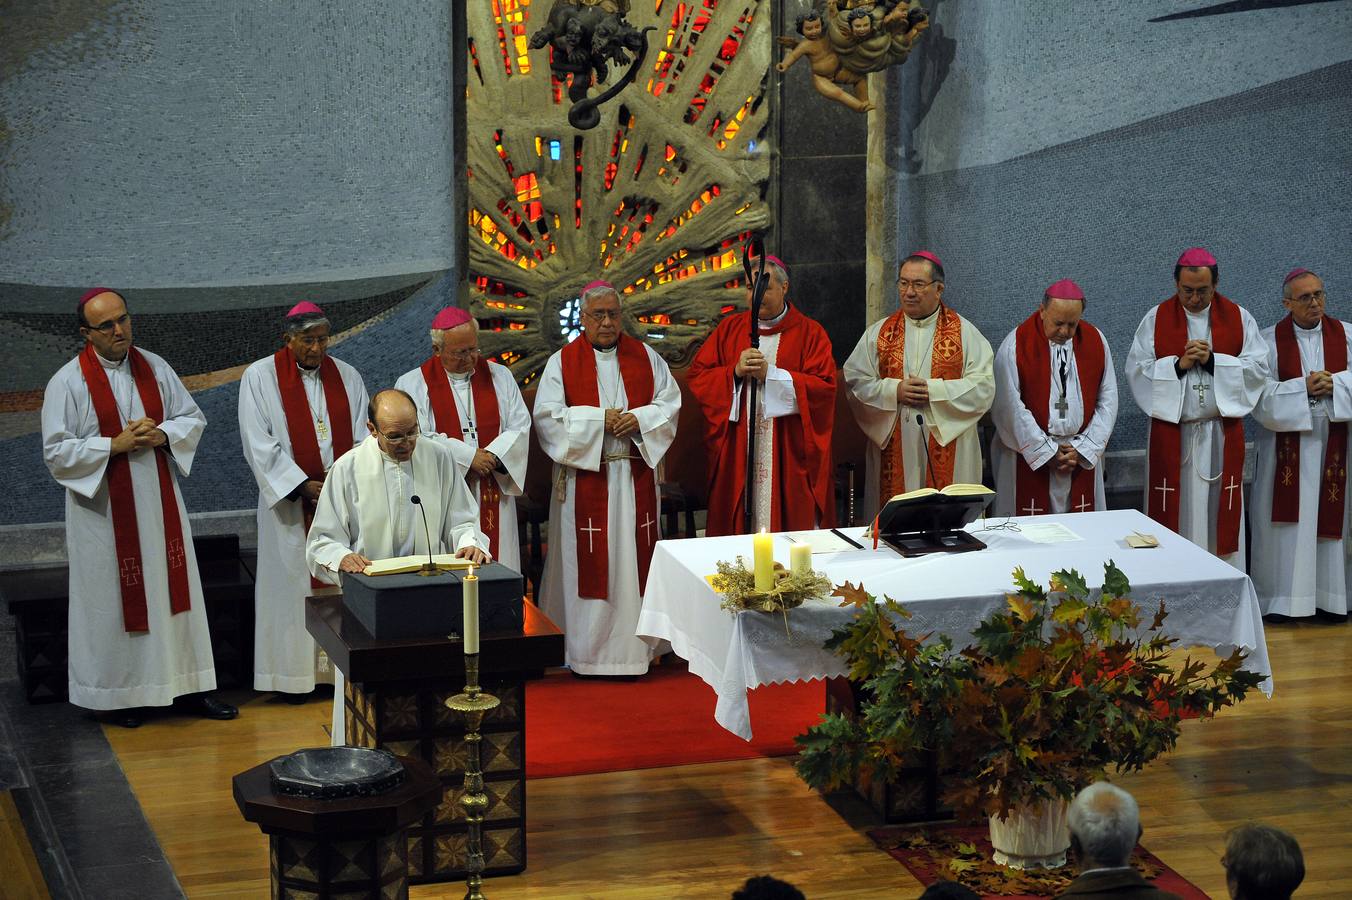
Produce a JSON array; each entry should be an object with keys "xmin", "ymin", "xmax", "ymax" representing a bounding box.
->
[
  {"xmin": 112, "ymin": 708, "xmax": 146, "ymax": 728},
  {"xmin": 282, "ymin": 691, "xmax": 311, "ymax": 706},
  {"xmin": 177, "ymin": 693, "xmax": 239, "ymax": 720}
]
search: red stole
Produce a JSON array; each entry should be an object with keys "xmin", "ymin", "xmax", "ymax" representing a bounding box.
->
[
  {"xmin": 1012, "ymin": 313, "xmax": 1104, "ymax": 516},
  {"xmin": 1147, "ymin": 294, "xmax": 1245, "ymax": 555},
  {"xmin": 1271, "ymin": 315, "xmax": 1348, "ymax": 539},
  {"xmin": 560, "ymin": 334, "xmax": 657, "ymax": 599},
  {"xmin": 876, "ymin": 304, "xmax": 964, "ymax": 501},
  {"xmin": 687, "ymin": 305, "xmax": 837, "ymax": 535},
  {"xmin": 77, "ymin": 345, "xmax": 190, "ymax": 633},
  {"xmin": 420, "ymin": 356, "xmax": 505, "ymax": 558},
  {"xmin": 272, "ymin": 348, "xmax": 355, "ymax": 587}
]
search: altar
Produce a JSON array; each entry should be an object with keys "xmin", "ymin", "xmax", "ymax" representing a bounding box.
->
[{"xmin": 636, "ymin": 509, "xmax": 1273, "ymax": 741}]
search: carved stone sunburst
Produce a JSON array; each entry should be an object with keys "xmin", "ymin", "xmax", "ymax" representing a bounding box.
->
[{"xmin": 466, "ymin": 0, "xmax": 773, "ymax": 385}]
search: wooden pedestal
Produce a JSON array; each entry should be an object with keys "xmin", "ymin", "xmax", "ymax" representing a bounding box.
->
[
  {"xmin": 306, "ymin": 596, "xmax": 563, "ymax": 885},
  {"xmin": 233, "ymin": 755, "xmax": 440, "ymax": 900}
]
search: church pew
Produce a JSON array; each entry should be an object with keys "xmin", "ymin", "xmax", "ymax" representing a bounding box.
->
[{"xmin": 1, "ymin": 534, "xmax": 257, "ymax": 704}]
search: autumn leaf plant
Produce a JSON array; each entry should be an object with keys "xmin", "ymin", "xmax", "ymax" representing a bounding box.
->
[{"xmin": 795, "ymin": 562, "xmax": 1266, "ymax": 822}]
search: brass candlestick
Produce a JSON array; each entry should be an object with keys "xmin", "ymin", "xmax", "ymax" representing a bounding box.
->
[{"xmin": 445, "ymin": 652, "xmax": 499, "ymax": 900}]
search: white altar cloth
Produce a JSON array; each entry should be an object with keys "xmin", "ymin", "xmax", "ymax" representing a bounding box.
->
[{"xmin": 636, "ymin": 509, "xmax": 1273, "ymax": 740}]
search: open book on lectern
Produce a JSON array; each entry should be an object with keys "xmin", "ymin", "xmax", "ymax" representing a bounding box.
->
[{"xmin": 875, "ymin": 483, "xmax": 995, "ymax": 538}]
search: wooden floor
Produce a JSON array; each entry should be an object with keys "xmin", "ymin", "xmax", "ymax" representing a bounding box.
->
[{"xmin": 101, "ymin": 619, "xmax": 1352, "ymax": 899}]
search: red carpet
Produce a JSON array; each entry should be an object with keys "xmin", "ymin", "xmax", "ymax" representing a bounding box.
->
[
  {"xmin": 869, "ymin": 825, "xmax": 1209, "ymax": 899},
  {"xmin": 525, "ymin": 661, "xmax": 826, "ymax": 778}
]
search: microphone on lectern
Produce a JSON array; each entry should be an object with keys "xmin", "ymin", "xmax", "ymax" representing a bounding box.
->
[
  {"xmin": 411, "ymin": 495, "xmax": 437, "ymax": 576},
  {"xmin": 915, "ymin": 414, "xmax": 936, "ymax": 489}
]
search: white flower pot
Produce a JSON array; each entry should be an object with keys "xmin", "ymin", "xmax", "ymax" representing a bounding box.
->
[{"xmin": 988, "ymin": 798, "xmax": 1071, "ymax": 870}]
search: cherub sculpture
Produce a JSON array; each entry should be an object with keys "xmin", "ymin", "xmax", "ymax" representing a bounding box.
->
[
  {"xmin": 778, "ymin": 1, "xmax": 930, "ymax": 114},
  {"xmin": 530, "ymin": 0, "xmax": 652, "ymax": 129}
]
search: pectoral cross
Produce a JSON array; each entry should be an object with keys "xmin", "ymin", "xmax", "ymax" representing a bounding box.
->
[
  {"xmin": 1074, "ymin": 496, "xmax": 1093, "ymax": 513},
  {"xmin": 1191, "ymin": 380, "xmax": 1210, "ymax": 406},
  {"xmin": 463, "ymin": 424, "xmax": 478, "ymax": 444},
  {"xmin": 315, "ymin": 418, "xmax": 329, "ymax": 440},
  {"xmin": 1054, "ymin": 395, "xmax": 1069, "ymax": 416},
  {"xmin": 168, "ymin": 539, "xmax": 185, "ymax": 569},
  {"xmin": 1022, "ymin": 500, "xmax": 1043, "ymax": 517},
  {"xmin": 1154, "ymin": 478, "xmax": 1175, "ymax": 512},
  {"xmin": 580, "ymin": 517, "xmax": 602, "ymax": 553},
  {"xmin": 1224, "ymin": 475, "xmax": 1241, "ymax": 511},
  {"xmin": 120, "ymin": 557, "xmax": 141, "ymax": 587},
  {"xmin": 640, "ymin": 513, "xmax": 656, "ymax": 545}
]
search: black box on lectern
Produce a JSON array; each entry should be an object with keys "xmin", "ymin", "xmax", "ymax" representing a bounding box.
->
[
  {"xmin": 340, "ymin": 563, "xmax": 524, "ymax": 640},
  {"xmin": 876, "ymin": 487, "xmax": 994, "ymax": 558}
]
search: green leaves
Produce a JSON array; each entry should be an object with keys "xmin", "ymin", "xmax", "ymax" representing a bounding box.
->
[{"xmin": 795, "ymin": 562, "xmax": 1260, "ymax": 820}]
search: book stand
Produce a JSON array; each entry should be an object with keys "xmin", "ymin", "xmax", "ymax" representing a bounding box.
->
[{"xmin": 877, "ymin": 492, "xmax": 993, "ymax": 558}]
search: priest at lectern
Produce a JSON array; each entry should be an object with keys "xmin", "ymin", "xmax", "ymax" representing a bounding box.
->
[{"xmin": 306, "ymin": 388, "xmax": 489, "ymax": 743}]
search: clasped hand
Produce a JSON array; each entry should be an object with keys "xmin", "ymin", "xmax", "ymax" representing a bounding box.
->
[
  {"xmin": 111, "ymin": 417, "xmax": 167, "ymax": 455},
  {"xmin": 1053, "ymin": 443, "xmax": 1080, "ymax": 473},
  {"xmin": 896, "ymin": 376, "xmax": 929, "ymax": 407},
  {"xmin": 735, "ymin": 348, "xmax": 768, "ymax": 381},
  {"xmin": 470, "ymin": 448, "xmax": 499, "ymax": 476},
  {"xmin": 1307, "ymin": 370, "xmax": 1334, "ymax": 398},
  {"xmin": 1176, "ymin": 339, "xmax": 1212, "ymax": 371},
  {"xmin": 605, "ymin": 408, "xmax": 640, "ymax": 438}
]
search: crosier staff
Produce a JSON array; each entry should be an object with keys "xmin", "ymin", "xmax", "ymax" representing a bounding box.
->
[{"xmin": 741, "ymin": 237, "xmax": 770, "ymax": 534}]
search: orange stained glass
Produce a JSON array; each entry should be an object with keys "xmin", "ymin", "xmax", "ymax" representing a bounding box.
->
[{"xmin": 492, "ymin": 0, "xmax": 533, "ymax": 76}]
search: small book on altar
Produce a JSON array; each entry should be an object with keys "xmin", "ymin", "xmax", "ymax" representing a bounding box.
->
[
  {"xmin": 362, "ymin": 554, "xmax": 474, "ymax": 576},
  {"xmin": 886, "ymin": 483, "xmax": 994, "ymax": 502}
]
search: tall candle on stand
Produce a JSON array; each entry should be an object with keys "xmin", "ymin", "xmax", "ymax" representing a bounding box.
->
[
  {"xmin": 462, "ymin": 564, "xmax": 480, "ymax": 654},
  {"xmin": 790, "ymin": 542, "xmax": 812, "ymax": 576},
  {"xmin": 753, "ymin": 530, "xmax": 774, "ymax": 592}
]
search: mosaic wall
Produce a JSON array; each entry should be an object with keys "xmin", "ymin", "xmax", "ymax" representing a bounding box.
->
[{"xmin": 886, "ymin": 0, "xmax": 1352, "ymax": 452}]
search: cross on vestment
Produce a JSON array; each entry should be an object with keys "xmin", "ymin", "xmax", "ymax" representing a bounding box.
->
[
  {"xmin": 640, "ymin": 513, "xmax": 656, "ymax": 545},
  {"xmin": 1191, "ymin": 379, "xmax": 1210, "ymax": 406},
  {"xmin": 580, "ymin": 517, "xmax": 602, "ymax": 554},
  {"xmin": 1075, "ymin": 496, "xmax": 1093, "ymax": 513},
  {"xmin": 1022, "ymin": 500, "xmax": 1043, "ymax": 516},
  {"xmin": 315, "ymin": 418, "xmax": 329, "ymax": 440},
  {"xmin": 1154, "ymin": 478, "xmax": 1175, "ymax": 512},
  {"xmin": 1054, "ymin": 395, "xmax": 1069, "ymax": 416},
  {"xmin": 1224, "ymin": 475, "xmax": 1241, "ymax": 511},
  {"xmin": 168, "ymin": 538, "xmax": 185, "ymax": 568},
  {"xmin": 120, "ymin": 557, "xmax": 141, "ymax": 587}
]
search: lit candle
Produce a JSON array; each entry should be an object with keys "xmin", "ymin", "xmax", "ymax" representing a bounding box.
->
[
  {"xmin": 462, "ymin": 564, "xmax": 480, "ymax": 654},
  {"xmin": 790, "ymin": 542, "xmax": 812, "ymax": 576},
  {"xmin": 753, "ymin": 530, "xmax": 774, "ymax": 592}
]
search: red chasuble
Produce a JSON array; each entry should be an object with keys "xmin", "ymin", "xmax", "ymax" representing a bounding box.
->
[
  {"xmin": 1271, "ymin": 314, "xmax": 1348, "ymax": 539},
  {"xmin": 875, "ymin": 304, "xmax": 964, "ymax": 500},
  {"xmin": 272, "ymin": 347, "xmax": 355, "ymax": 587},
  {"xmin": 687, "ymin": 305, "xmax": 836, "ymax": 536},
  {"xmin": 559, "ymin": 334, "xmax": 657, "ymax": 599},
  {"xmin": 78, "ymin": 345, "xmax": 191, "ymax": 633},
  {"xmin": 1012, "ymin": 312, "xmax": 1105, "ymax": 516},
  {"xmin": 420, "ymin": 356, "xmax": 504, "ymax": 558},
  {"xmin": 1147, "ymin": 294, "xmax": 1245, "ymax": 555}
]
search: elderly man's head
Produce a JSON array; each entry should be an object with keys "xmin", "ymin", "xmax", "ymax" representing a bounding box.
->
[
  {"xmin": 1039, "ymin": 279, "xmax": 1086, "ymax": 345},
  {"xmin": 580, "ymin": 281, "xmax": 623, "ymax": 349},
  {"xmin": 78, "ymin": 289, "xmax": 133, "ymax": 362},
  {"xmin": 1223, "ymin": 824, "xmax": 1304, "ymax": 900},
  {"xmin": 366, "ymin": 389, "xmax": 420, "ymax": 463},
  {"xmin": 898, "ymin": 253, "xmax": 946, "ymax": 320},
  {"xmin": 431, "ymin": 316, "xmax": 481, "ymax": 375},
  {"xmin": 1282, "ymin": 269, "xmax": 1326, "ymax": 331},
  {"xmin": 749, "ymin": 257, "xmax": 790, "ymax": 321},
  {"xmin": 1067, "ymin": 782, "xmax": 1142, "ymax": 869},
  {"xmin": 284, "ymin": 307, "xmax": 332, "ymax": 370}
]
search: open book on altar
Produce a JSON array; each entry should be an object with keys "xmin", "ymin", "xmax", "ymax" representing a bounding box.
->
[
  {"xmin": 362, "ymin": 554, "xmax": 474, "ymax": 577},
  {"xmin": 876, "ymin": 483, "xmax": 994, "ymax": 557}
]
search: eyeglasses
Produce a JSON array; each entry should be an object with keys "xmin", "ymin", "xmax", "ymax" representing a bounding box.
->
[
  {"xmin": 583, "ymin": 309, "xmax": 622, "ymax": 322},
  {"xmin": 444, "ymin": 347, "xmax": 481, "ymax": 360},
  {"xmin": 85, "ymin": 314, "xmax": 130, "ymax": 334},
  {"xmin": 377, "ymin": 429, "xmax": 419, "ymax": 445},
  {"xmin": 897, "ymin": 279, "xmax": 936, "ymax": 293},
  {"xmin": 293, "ymin": 334, "xmax": 329, "ymax": 348},
  {"xmin": 1289, "ymin": 289, "xmax": 1326, "ymax": 306},
  {"xmin": 1179, "ymin": 285, "xmax": 1214, "ymax": 300}
]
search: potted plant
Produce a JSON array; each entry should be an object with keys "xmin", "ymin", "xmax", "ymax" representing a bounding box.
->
[{"xmin": 795, "ymin": 562, "xmax": 1266, "ymax": 869}]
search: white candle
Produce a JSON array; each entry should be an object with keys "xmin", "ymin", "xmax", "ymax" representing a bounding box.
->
[
  {"xmin": 462, "ymin": 565, "xmax": 480, "ymax": 654},
  {"xmin": 790, "ymin": 542, "xmax": 812, "ymax": 576},
  {"xmin": 753, "ymin": 530, "xmax": 774, "ymax": 592}
]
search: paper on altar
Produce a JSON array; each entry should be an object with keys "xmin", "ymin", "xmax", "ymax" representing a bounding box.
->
[
  {"xmin": 1016, "ymin": 522, "xmax": 1083, "ymax": 543},
  {"xmin": 783, "ymin": 530, "xmax": 860, "ymax": 553}
]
